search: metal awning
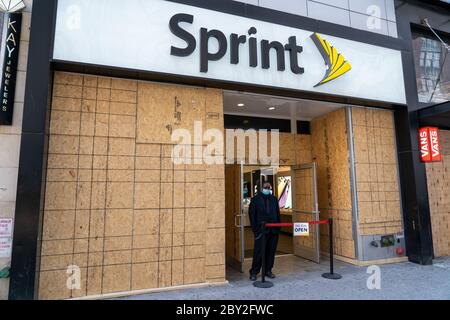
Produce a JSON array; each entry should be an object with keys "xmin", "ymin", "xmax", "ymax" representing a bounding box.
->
[{"xmin": 418, "ymin": 101, "xmax": 450, "ymax": 130}]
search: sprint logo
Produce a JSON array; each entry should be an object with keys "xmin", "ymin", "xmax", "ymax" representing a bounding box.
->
[
  {"xmin": 311, "ymin": 33, "xmax": 352, "ymax": 87},
  {"xmin": 169, "ymin": 14, "xmax": 352, "ymax": 88}
]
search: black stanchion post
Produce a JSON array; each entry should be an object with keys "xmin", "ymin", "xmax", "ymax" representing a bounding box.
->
[
  {"xmin": 261, "ymin": 227, "xmax": 266, "ymax": 283},
  {"xmin": 329, "ymin": 218, "xmax": 334, "ymax": 274},
  {"xmin": 322, "ymin": 218, "xmax": 342, "ymax": 280},
  {"xmin": 253, "ymin": 223, "xmax": 274, "ymax": 288}
]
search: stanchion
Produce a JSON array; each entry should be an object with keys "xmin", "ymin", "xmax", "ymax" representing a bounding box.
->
[
  {"xmin": 322, "ymin": 218, "xmax": 342, "ymax": 280},
  {"xmin": 251, "ymin": 219, "xmax": 341, "ymax": 289},
  {"xmin": 253, "ymin": 223, "xmax": 274, "ymax": 288}
]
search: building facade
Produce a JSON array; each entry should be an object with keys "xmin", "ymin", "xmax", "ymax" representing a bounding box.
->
[
  {"xmin": 0, "ymin": 0, "xmax": 448, "ymax": 300},
  {"xmin": 0, "ymin": 0, "xmax": 32, "ymax": 299},
  {"xmin": 395, "ymin": 0, "xmax": 450, "ymax": 259}
]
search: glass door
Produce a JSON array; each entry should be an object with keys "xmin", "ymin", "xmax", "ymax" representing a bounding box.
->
[
  {"xmin": 259, "ymin": 167, "xmax": 275, "ymax": 193},
  {"xmin": 225, "ymin": 163, "xmax": 245, "ymax": 272},
  {"xmin": 292, "ymin": 163, "xmax": 320, "ymax": 263},
  {"xmin": 241, "ymin": 166, "xmax": 277, "ymax": 264}
]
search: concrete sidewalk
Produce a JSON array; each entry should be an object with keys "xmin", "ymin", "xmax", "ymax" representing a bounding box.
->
[{"xmin": 118, "ymin": 255, "xmax": 450, "ymax": 300}]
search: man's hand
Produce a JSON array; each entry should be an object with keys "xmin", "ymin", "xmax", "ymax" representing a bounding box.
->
[{"xmin": 254, "ymin": 232, "xmax": 263, "ymax": 240}]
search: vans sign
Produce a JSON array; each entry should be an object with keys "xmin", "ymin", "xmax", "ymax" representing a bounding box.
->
[
  {"xmin": 53, "ymin": 0, "xmax": 406, "ymax": 104},
  {"xmin": 419, "ymin": 127, "xmax": 442, "ymax": 163}
]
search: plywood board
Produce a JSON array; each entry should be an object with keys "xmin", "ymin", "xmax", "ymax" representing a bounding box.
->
[
  {"xmin": 352, "ymin": 108, "xmax": 403, "ymax": 237},
  {"xmin": 426, "ymin": 130, "xmax": 450, "ymax": 257},
  {"xmin": 137, "ymin": 82, "xmax": 175, "ymax": 144},
  {"xmin": 40, "ymin": 72, "xmax": 225, "ymax": 299},
  {"xmin": 310, "ymin": 108, "xmax": 354, "ymax": 259}
]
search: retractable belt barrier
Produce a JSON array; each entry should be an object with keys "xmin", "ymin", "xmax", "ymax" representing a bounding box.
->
[
  {"xmin": 253, "ymin": 218, "xmax": 342, "ymax": 289},
  {"xmin": 265, "ymin": 220, "xmax": 329, "ymax": 228}
]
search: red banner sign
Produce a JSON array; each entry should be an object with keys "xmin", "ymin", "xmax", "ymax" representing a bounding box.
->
[{"xmin": 419, "ymin": 127, "xmax": 441, "ymax": 162}]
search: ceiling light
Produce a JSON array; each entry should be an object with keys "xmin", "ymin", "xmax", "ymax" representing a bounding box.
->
[
  {"xmin": 268, "ymin": 107, "xmax": 276, "ymax": 110},
  {"xmin": 237, "ymin": 103, "xmax": 245, "ymax": 107}
]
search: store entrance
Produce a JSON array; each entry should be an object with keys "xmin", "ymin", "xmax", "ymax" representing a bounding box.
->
[
  {"xmin": 242, "ymin": 164, "xmax": 320, "ymax": 261},
  {"xmin": 225, "ymin": 163, "xmax": 320, "ymax": 273},
  {"xmin": 223, "ymin": 90, "xmax": 349, "ymax": 275},
  {"xmin": 242, "ymin": 166, "xmax": 293, "ymax": 260}
]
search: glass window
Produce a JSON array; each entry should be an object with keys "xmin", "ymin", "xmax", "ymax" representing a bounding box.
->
[
  {"xmin": 277, "ymin": 176, "xmax": 292, "ymax": 210},
  {"xmin": 412, "ymin": 31, "xmax": 450, "ymax": 103}
]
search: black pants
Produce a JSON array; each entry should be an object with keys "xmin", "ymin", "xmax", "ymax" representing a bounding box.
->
[{"xmin": 250, "ymin": 232, "xmax": 279, "ymax": 275}]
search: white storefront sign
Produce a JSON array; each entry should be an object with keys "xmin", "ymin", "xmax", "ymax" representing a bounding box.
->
[
  {"xmin": 294, "ymin": 223, "xmax": 309, "ymax": 237},
  {"xmin": 53, "ymin": 0, "xmax": 406, "ymax": 104}
]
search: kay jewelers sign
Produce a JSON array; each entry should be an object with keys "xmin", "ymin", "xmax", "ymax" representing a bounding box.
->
[
  {"xmin": 0, "ymin": 3, "xmax": 23, "ymax": 126},
  {"xmin": 53, "ymin": 0, "xmax": 406, "ymax": 104}
]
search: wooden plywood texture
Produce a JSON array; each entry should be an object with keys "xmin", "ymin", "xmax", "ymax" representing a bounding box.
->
[
  {"xmin": 279, "ymin": 133, "xmax": 295, "ymax": 165},
  {"xmin": 137, "ymin": 82, "xmax": 179, "ymax": 144},
  {"xmin": 295, "ymin": 134, "xmax": 313, "ymax": 165},
  {"xmin": 39, "ymin": 72, "xmax": 226, "ymax": 299},
  {"xmin": 225, "ymin": 165, "xmax": 241, "ymax": 265},
  {"xmin": 310, "ymin": 108, "xmax": 355, "ymax": 259},
  {"xmin": 136, "ymin": 83, "xmax": 219, "ymax": 145},
  {"xmin": 326, "ymin": 109, "xmax": 352, "ymax": 210},
  {"xmin": 292, "ymin": 167, "xmax": 318, "ymax": 253},
  {"xmin": 426, "ymin": 130, "xmax": 450, "ymax": 257},
  {"xmin": 352, "ymin": 108, "xmax": 403, "ymax": 236}
]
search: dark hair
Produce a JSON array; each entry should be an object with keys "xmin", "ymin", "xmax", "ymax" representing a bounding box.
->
[{"xmin": 263, "ymin": 182, "xmax": 272, "ymax": 189}]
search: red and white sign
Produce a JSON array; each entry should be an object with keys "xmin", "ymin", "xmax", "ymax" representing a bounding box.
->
[{"xmin": 419, "ymin": 127, "xmax": 442, "ymax": 163}]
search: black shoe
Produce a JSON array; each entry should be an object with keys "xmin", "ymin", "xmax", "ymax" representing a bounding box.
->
[
  {"xmin": 265, "ymin": 272, "xmax": 276, "ymax": 279},
  {"xmin": 249, "ymin": 274, "xmax": 257, "ymax": 281}
]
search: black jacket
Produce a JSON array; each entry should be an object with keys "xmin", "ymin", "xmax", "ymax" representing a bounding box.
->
[{"xmin": 249, "ymin": 193, "xmax": 281, "ymax": 235}]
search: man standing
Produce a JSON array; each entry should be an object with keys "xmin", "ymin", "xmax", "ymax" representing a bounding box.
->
[{"xmin": 248, "ymin": 182, "xmax": 281, "ymax": 281}]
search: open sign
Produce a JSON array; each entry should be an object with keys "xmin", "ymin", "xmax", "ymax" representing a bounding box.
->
[{"xmin": 294, "ymin": 223, "xmax": 309, "ymax": 237}]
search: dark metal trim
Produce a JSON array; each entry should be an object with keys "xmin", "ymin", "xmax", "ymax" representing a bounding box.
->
[
  {"xmin": 402, "ymin": 0, "xmax": 450, "ymax": 12},
  {"xmin": 393, "ymin": 1, "xmax": 436, "ymax": 265},
  {"xmin": 8, "ymin": 0, "xmax": 58, "ymax": 300},
  {"xmin": 412, "ymin": 23, "xmax": 450, "ymax": 41},
  {"xmin": 297, "ymin": 121, "xmax": 310, "ymax": 135},
  {"xmin": 418, "ymin": 101, "xmax": 450, "ymax": 119},
  {"xmin": 417, "ymin": 100, "xmax": 450, "ymax": 130}
]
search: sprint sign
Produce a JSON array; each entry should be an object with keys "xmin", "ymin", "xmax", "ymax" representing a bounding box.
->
[
  {"xmin": 294, "ymin": 223, "xmax": 309, "ymax": 237},
  {"xmin": 419, "ymin": 127, "xmax": 442, "ymax": 163}
]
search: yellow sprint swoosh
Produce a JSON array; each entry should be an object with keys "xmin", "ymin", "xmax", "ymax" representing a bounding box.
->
[{"xmin": 311, "ymin": 33, "xmax": 352, "ymax": 87}]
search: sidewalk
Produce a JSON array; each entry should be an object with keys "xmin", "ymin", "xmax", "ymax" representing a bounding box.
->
[{"xmin": 118, "ymin": 255, "xmax": 450, "ymax": 300}]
